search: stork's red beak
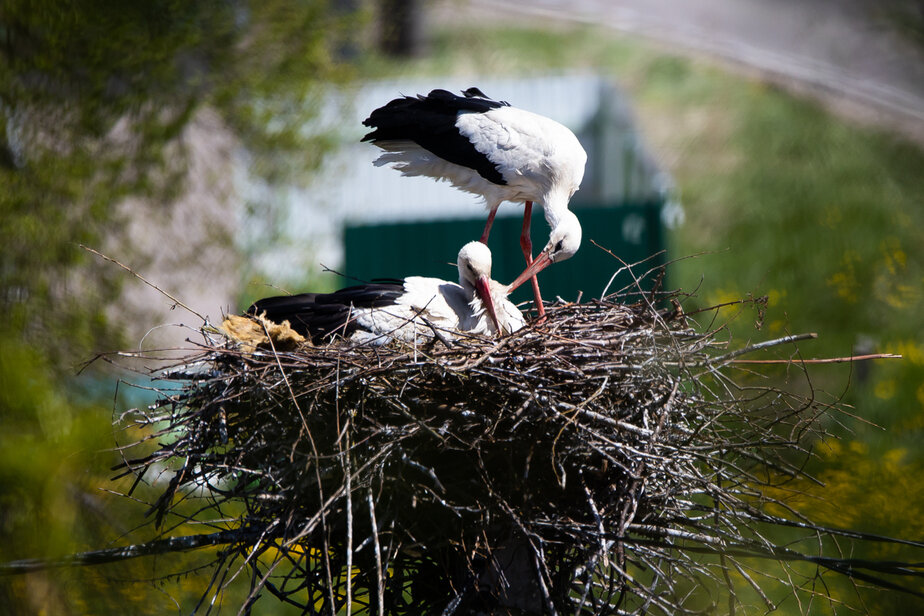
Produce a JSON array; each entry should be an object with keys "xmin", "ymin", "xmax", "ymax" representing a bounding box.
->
[
  {"xmin": 475, "ymin": 275, "xmax": 502, "ymax": 334},
  {"xmin": 508, "ymin": 250, "xmax": 554, "ymax": 292}
]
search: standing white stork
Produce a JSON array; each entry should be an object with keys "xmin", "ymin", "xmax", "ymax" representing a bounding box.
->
[
  {"xmin": 361, "ymin": 87, "xmax": 587, "ymax": 317},
  {"xmin": 248, "ymin": 241, "xmax": 524, "ymax": 345}
]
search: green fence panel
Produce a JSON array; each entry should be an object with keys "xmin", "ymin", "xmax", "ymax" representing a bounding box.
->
[{"xmin": 344, "ymin": 201, "xmax": 665, "ymax": 306}]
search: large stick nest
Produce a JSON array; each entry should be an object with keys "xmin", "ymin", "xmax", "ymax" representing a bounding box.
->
[{"xmin": 115, "ymin": 287, "xmax": 916, "ymax": 615}]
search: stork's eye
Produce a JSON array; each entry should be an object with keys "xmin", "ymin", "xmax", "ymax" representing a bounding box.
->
[{"xmin": 554, "ymin": 240, "xmax": 564, "ymax": 253}]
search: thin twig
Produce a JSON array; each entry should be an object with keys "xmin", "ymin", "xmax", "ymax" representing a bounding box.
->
[
  {"xmin": 80, "ymin": 244, "xmax": 207, "ymax": 321},
  {"xmin": 368, "ymin": 488, "xmax": 384, "ymax": 616},
  {"xmin": 708, "ymin": 333, "xmax": 818, "ymax": 364},
  {"xmin": 732, "ymin": 353, "xmax": 901, "ymax": 364}
]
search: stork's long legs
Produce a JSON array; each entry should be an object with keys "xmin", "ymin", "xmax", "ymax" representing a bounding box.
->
[
  {"xmin": 480, "ymin": 208, "xmax": 498, "ymax": 244},
  {"xmin": 520, "ymin": 201, "xmax": 545, "ymax": 317}
]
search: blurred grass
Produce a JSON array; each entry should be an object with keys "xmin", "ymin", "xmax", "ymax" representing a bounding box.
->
[{"xmin": 0, "ymin": 332, "xmax": 205, "ymax": 614}]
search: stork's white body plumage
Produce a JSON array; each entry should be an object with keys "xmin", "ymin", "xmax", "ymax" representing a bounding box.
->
[
  {"xmin": 348, "ymin": 274, "xmax": 522, "ymax": 345},
  {"xmin": 249, "ymin": 242, "xmax": 523, "ymax": 346},
  {"xmin": 374, "ymin": 106, "xmax": 586, "ymax": 218},
  {"xmin": 362, "ymin": 89, "xmax": 587, "ymax": 315}
]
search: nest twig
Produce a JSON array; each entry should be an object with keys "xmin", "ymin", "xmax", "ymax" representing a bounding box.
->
[{"xmin": 103, "ymin": 286, "xmax": 923, "ymax": 615}]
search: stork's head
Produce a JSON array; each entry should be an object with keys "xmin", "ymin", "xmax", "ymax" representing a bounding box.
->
[
  {"xmin": 457, "ymin": 241, "xmax": 502, "ymax": 334},
  {"xmin": 508, "ymin": 210, "xmax": 582, "ymax": 292},
  {"xmin": 545, "ymin": 209, "xmax": 582, "ymax": 263}
]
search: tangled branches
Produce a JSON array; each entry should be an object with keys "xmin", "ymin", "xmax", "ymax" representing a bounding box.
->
[{"xmin": 112, "ymin": 292, "xmax": 923, "ymax": 615}]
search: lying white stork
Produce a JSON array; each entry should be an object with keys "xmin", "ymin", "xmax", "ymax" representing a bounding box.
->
[
  {"xmin": 248, "ymin": 241, "xmax": 524, "ymax": 345},
  {"xmin": 362, "ymin": 87, "xmax": 587, "ymax": 316}
]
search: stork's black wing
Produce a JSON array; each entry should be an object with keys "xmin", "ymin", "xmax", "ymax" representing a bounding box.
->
[
  {"xmin": 248, "ymin": 281, "xmax": 406, "ymax": 343},
  {"xmin": 361, "ymin": 88, "xmax": 509, "ymax": 185}
]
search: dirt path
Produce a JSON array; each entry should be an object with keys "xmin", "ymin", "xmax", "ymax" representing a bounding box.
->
[{"xmin": 464, "ymin": 0, "xmax": 924, "ymax": 141}]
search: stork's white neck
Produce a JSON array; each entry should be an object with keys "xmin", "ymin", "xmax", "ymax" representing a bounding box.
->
[{"xmin": 542, "ymin": 193, "xmax": 570, "ymax": 229}]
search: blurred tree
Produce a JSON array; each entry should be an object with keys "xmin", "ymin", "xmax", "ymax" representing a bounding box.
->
[
  {"xmin": 0, "ymin": 1, "xmax": 361, "ymax": 612},
  {"xmin": 0, "ymin": 0, "xmax": 359, "ymax": 366},
  {"xmin": 378, "ymin": 0, "xmax": 426, "ymax": 57}
]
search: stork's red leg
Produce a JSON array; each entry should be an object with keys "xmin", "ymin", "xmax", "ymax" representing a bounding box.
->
[
  {"xmin": 520, "ymin": 201, "xmax": 545, "ymax": 317},
  {"xmin": 480, "ymin": 208, "xmax": 498, "ymax": 244}
]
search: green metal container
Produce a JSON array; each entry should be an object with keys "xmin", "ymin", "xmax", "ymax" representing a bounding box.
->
[{"xmin": 344, "ymin": 201, "xmax": 665, "ymax": 307}]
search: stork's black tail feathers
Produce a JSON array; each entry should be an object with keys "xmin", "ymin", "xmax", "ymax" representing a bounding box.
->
[
  {"xmin": 248, "ymin": 281, "xmax": 405, "ymax": 343},
  {"xmin": 361, "ymin": 88, "xmax": 510, "ymax": 185},
  {"xmin": 361, "ymin": 89, "xmax": 508, "ymax": 142}
]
